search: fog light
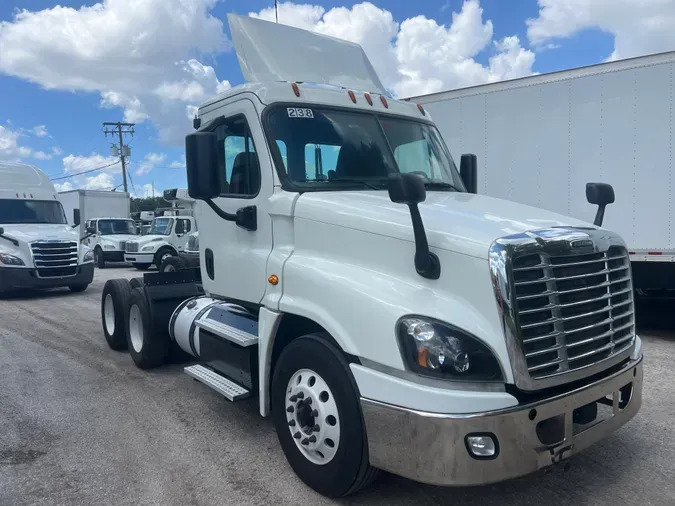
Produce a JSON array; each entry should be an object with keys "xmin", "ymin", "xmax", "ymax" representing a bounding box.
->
[{"xmin": 466, "ymin": 434, "xmax": 497, "ymax": 458}]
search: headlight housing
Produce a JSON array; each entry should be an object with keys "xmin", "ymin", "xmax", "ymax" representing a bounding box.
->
[
  {"xmin": 0, "ymin": 253, "xmax": 25, "ymax": 266},
  {"xmin": 103, "ymin": 243, "xmax": 115, "ymax": 250},
  {"xmin": 142, "ymin": 245, "xmax": 156, "ymax": 251},
  {"xmin": 83, "ymin": 250, "xmax": 94, "ymax": 262},
  {"xmin": 397, "ymin": 316, "xmax": 503, "ymax": 382}
]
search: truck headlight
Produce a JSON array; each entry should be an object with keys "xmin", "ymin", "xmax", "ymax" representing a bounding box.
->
[
  {"xmin": 397, "ymin": 316, "xmax": 503, "ymax": 382},
  {"xmin": 103, "ymin": 244, "xmax": 115, "ymax": 250},
  {"xmin": 83, "ymin": 250, "xmax": 94, "ymax": 262},
  {"xmin": 0, "ymin": 253, "xmax": 25, "ymax": 266},
  {"xmin": 142, "ymin": 245, "xmax": 156, "ymax": 252}
]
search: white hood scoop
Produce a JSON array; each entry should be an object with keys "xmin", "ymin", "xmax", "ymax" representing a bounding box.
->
[{"xmin": 227, "ymin": 13, "xmax": 388, "ymax": 95}]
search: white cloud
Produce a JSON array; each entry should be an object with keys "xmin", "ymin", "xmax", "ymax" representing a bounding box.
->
[
  {"xmin": 83, "ymin": 172, "xmax": 116, "ymax": 190},
  {"xmin": 134, "ymin": 183, "xmax": 159, "ymax": 198},
  {"xmin": 527, "ymin": 0, "xmax": 675, "ymax": 60},
  {"xmin": 134, "ymin": 152, "xmax": 167, "ymax": 175},
  {"xmin": 0, "ymin": 124, "xmax": 32, "ymax": 159},
  {"xmin": 51, "ymin": 146, "xmax": 63, "ymax": 156},
  {"xmin": 33, "ymin": 150, "xmax": 51, "ymax": 160},
  {"xmin": 62, "ymin": 153, "xmax": 119, "ymax": 175},
  {"xmin": 31, "ymin": 124, "xmax": 49, "ymax": 137},
  {"xmin": 169, "ymin": 154, "xmax": 186, "ymax": 169},
  {"xmin": 53, "ymin": 181, "xmax": 73, "ymax": 192},
  {"xmin": 250, "ymin": 1, "xmax": 536, "ymax": 97},
  {"xmin": 0, "ymin": 0, "xmax": 229, "ymax": 145}
]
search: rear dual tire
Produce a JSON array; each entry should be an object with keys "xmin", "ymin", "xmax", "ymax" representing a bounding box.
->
[
  {"xmin": 126, "ymin": 287, "xmax": 169, "ymax": 369},
  {"xmin": 101, "ymin": 279, "xmax": 132, "ymax": 351}
]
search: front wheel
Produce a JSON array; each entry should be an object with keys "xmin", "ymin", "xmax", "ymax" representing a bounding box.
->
[
  {"xmin": 154, "ymin": 248, "xmax": 175, "ymax": 270},
  {"xmin": 133, "ymin": 263, "xmax": 151, "ymax": 271},
  {"xmin": 160, "ymin": 256, "xmax": 187, "ymax": 273},
  {"xmin": 95, "ymin": 248, "xmax": 106, "ymax": 269},
  {"xmin": 69, "ymin": 284, "xmax": 89, "ymax": 293},
  {"xmin": 271, "ymin": 334, "xmax": 378, "ymax": 497}
]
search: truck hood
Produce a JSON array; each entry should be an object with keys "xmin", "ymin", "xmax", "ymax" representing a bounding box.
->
[
  {"xmin": 99, "ymin": 234, "xmax": 139, "ymax": 244},
  {"xmin": 294, "ymin": 191, "xmax": 593, "ymax": 259},
  {"xmin": 0, "ymin": 223, "xmax": 79, "ymax": 242},
  {"xmin": 127, "ymin": 235, "xmax": 166, "ymax": 246}
]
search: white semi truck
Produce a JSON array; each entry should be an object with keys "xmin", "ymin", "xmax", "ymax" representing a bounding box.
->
[
  {"xmin": 100, "ymin": 15, "xmax": 643, "ymax": 498},
  {"xmin": 123, "ymin": 189, "xmax": 197, "ymax": 270},
  {"xmin": 411, "ymin": 51, "xmax": 675, "ymax": 303},
  {"xmin": 0, "ymin": 161, "xmax": 94, "ymax": 294}
]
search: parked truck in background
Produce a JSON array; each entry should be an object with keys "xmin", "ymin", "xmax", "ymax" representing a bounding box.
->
[
  {"xmin": 411, "ymin": 50, "xmax": 675, "ymax": 305},
  {"xmin": 59, "ymin": 189, "xmax": 134, "ymax": 269},
  {"xmin": 0, "ymin": 161, "xmax": 94, "ymax": 294},
  {"xmin": 158, "ymin": 231, "xmax": 200, "ymax": 273},
  {"xmin": 100, "ymin": 15, "xmax": 643, "ymax": 498},
  {"xmin": 123, "ymin": 189, "xmax": 197, "ymax": 270}
]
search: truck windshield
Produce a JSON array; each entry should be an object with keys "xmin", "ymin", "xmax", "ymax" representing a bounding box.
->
[
  {"xmin": 149, "ymin": 218, "xmax": 173, "ymax": 235},
  {"xmin": 98, "ymin": 219, "xmax": 136, "ymax": 235},
  {"xmin": 0, "ymin": 199, "xmax": 67, "ymax": 224},
  {"xmin": 264, "ymin": 105, "xmax": 466, "ymax": 191}
]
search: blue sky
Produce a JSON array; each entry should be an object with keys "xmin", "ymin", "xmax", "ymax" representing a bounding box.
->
[{"xmin": 0, "ymin": 0, "xmax": 664, "ymax": 196}]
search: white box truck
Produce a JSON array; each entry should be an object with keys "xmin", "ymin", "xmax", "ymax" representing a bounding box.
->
[
  {"xmin": 411, "ymin": 51, "xmax": 675, "ymax": 301},
  {"xmin": 0, "ymin": 162, "xmax": 94, "ymax": 294},
  {"xmin": 99, "ymin": 15, "xmax": 643, "ymax": 498},
  {"xmin": 59, "ymin": 189, "xmax": 135, "ymax": 268}
]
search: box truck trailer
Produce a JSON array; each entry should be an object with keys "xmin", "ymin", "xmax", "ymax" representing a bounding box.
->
[
  {"xmin": 99, "ymin": 15, "xmax": 643, "ymax": 498},
  {"xmin": 0, "ymin": 162, "xmax": 94, "ymax": 293},
  {"xmin": 411, "ymin": 51, "xmax": 675, "ymax": 300}
]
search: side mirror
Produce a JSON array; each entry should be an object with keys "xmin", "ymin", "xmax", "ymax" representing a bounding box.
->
[
  {"xmin": 388, "ymin": 173, "xmax": 440, "ymax": 280},
  {"xmin": 86, "ymin": 227, "xmax": 96, "ymax": 234},
  {"xmin": 586, "ymin": 182, "xmax": 615, "ymax": 227},
  {"xmin": 0, "ymin": 227, "xmax": 4, "ymax": 235},
  {"xmin": 388, "ymin": 173, "xmax": 427, "ymax": 205},
  {"xmin": 460, "ymin": 154, "xmax": 477, "ymax": 194},
  {"xmin": 185, "ymin": 131, "xmax": 223, "ymax": 200},
  {"xmin": 73, "ymin": 209, "xmax": 81, "ymax": 227}
]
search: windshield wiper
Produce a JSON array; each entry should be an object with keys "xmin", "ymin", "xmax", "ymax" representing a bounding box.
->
[
  {"xmin": 423, "ymin": 181, "xmax": 462, "ymax": 192},
  {"xmin": 308, "ymin": 178, "xmax": 385, "ymax": 190}
]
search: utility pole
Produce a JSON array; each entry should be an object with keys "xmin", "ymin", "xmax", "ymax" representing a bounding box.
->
[{"xmin": 103, "ymin": 122, "xmax": 135, "ymax": 193}]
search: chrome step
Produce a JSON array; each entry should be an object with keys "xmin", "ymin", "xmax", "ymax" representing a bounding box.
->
[
  {"xmin": 184, "ymin": 365, "xmax": 250, "ymax": 402},
  {"xmin": 196, "ymin": 319, "xmax": 258, "ymax": 347}
]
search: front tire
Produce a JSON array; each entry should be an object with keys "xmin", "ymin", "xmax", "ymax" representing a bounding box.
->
[
  {"xmin": 271, "ymin": 334, "xmax": 378, "ymax": 497},
  {"xmin": 95, "ymin": 247, "xmax": 106, "ymax": 269},
  {"xmin": 160, "ymin": 256, "xmax": 187, "ymax": 273},
  {"xmin": 126, "ymin": 287, "xmax": 169, "ymax": 369},
  {"xmin": 101, "ymin": 279, "xmax": 131, "ymax": 350},
  {"xmin": 133, "ymin": 263, "xmax": 151, "ymax": 270},
  {"xmin": 154, "ymin": 248, "xmax": 175, "ymax": 270},
  {"xmin": 69, "ymin": 284, "xmax": 89, "ymax": 293}
]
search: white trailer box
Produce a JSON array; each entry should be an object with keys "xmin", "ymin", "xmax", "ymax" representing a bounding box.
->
[
  {"xmin": 59, "ymin": 190, "xmax": 131, "ymax": 239},
  {"xmin": 412, "ymin": 51, "xmax": 675, "ymax": 295}
]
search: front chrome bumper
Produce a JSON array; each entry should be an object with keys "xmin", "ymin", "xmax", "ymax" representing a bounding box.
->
[{"xmin": 361, "ymin": 355, "xmax": 643, "ymax": 487}]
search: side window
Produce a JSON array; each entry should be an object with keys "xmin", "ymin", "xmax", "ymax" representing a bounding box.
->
[
  {"xmin": 218, "ymin": 115, "xmax": 261, "ymax": 197},
  {"xmin": 394, "ymin": 139, "xmax": 442, "ymax": 179},
  {"xmin": 175, "ymin": 219, "xmax": 185, "ymax": 235},
  {"xmin": 303, "ymin": 144, "xmax": 341, "ymax": 181},
  {"xmin": 183, "ymin": 219, "xmax": 191, "ymax": 233}
]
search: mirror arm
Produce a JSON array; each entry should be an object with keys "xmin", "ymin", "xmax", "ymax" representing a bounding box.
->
[
  {"xmin": 593, "ymin": 205, "xmax": 606, "ymax": 227},
  {"xmin": 204, "ymin": 199, "xmax": 257, "ymax": 232},
  {"xmin": 80, "ymin": 233, "xmax": 95, "ymax": 243},
  {"xmin": 408, "ymin": 204, "xmax": 441, "ymax": 280},
  {"xmin": 0, "ymin": 234, "xmax": 19, "ymax": 247}
]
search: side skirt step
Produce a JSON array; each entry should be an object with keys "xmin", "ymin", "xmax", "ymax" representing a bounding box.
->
[
  {"xmin": 195, "ymin": 318, "xmax": 258, "ymax": 347},
  {"xmin": 184, "ymin": 364, "xmax": 250, "ymax": 402}
]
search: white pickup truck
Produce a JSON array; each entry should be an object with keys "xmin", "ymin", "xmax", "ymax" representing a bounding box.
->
[
  {"xmin": 0, "ymin": 161, "xmax": 94, "ymax": 294},
  {"xmin": 100, "ymin": 15, "xmax": 643, "ymax": 498}
]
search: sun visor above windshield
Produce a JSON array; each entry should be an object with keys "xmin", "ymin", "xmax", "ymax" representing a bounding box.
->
[{"xmin": 227, "ymin": 14, "xmax": 388, "ymax": 95}]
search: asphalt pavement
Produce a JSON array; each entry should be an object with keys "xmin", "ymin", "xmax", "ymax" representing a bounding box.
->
[{"xmin": 1, "ymin": 267, "xmax": 674, "ymax": 506}]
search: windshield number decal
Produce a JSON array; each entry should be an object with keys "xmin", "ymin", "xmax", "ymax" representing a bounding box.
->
[{"xmin": 287, "ymin": 107, "xmax": 314, "ymax": 118}]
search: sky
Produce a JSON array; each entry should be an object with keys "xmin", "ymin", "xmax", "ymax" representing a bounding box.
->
[{"xmin": 0, "ymin": 0, "xmax": 674, "ymax": 197}]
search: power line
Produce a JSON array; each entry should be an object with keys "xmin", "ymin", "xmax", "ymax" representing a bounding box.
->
[
  {"xmin": 50, "ymin": 160, "xmax": 120, "ymax": 181},
  {"xmin": 103, "ymin": 122, "xmax": 135, "ymax": 193}
]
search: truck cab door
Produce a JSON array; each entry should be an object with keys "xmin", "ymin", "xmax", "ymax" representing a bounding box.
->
[{"xmin": 198, "ymin": 99, "xmax": 273, "ymax": 304}]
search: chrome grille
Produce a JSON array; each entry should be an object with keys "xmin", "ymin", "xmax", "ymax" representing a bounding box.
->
[
  {"xmin": 125, "ymin": 242, "xmax": 139, "ymax": 253},
  {"xmin": 31, "ymin": 241, "xmax": 78, "ymax": 278},
  {"xmin": 511, "ymin": 245, "xmax": 634, "ymax": 379}
]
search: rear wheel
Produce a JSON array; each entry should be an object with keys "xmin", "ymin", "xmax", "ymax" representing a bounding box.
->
[
  {"xmin": 129, "ymin": 277, "xmax": 144, "ymax": 289},
  {"xmin": 126, "ymin": 287, "xmax": 169, "ymax": 369},
  {"xmin": 101, "ymin": 279, "xmax": 131, "ymax": 351},
  {"xmin": 271, "ymin": 334, "xmax": 378, "ymax": 497}
]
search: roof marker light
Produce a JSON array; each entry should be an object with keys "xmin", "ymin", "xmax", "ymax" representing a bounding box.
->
[
  {"xmin": 291, "ymin": 82, "xmax": 300, "ymax": 97},
  {"xmin": 348, "ymin": 90, "xmax": 357, "ymax": 103},
  {"xmin": 364, "ymin": 93, "xmax": 373, "ymax": 106},
  {"xmin": 417, "ymin": 104, "xmax": 426, "ymax": 116},
  {"xmin": 380, "ymin": 96, "xmax": 389, "ymax": 108}
]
